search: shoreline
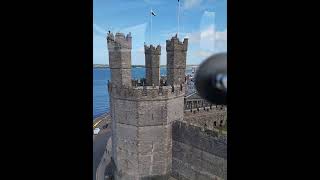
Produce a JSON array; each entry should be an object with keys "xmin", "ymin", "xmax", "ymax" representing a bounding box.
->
[{"xmin": 93, "ymin": 112, "xmax": 111, "ymax": 129}]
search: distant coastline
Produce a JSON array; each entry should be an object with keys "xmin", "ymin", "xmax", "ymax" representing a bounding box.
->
[
  {"xmin": 94, "ymin": 64, "xmax": 109, "ymax": 68},
  {"xmin": 93, "ymin": 64, "xmax": 199, "ymax": 68}
]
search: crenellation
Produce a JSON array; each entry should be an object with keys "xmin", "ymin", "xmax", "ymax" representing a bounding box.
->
[
  {"xmin": 107, "ymin": 32, "xmax": 115, "ymax": 41},
  {"xmin": 107, "ymin": 32, "xmax": 132, "ymax": 50},
  {"xmin": 144, "ymin": 44, "xmax": 161, "ymax": 55},
  {"xmin": 109, "ymin": 82, "xmax": 185, "ymax": 100},
  {"xmin": 126, "ymin": 32, "xmax": 132, "ymax": 44},
  {"xmin": 107, "ymin": 32, "xmax": 226, "ymax": 180},
  {"xmin": 166, "ymin": 35, "xmax": 188, "ymax": 52},
  {"xmin": 182, "ymin": 107, "xmax": 227, "ymax": 133}
]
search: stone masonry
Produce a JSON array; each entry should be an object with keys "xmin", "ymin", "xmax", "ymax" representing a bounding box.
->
[
  {"xmin": 107, "ymin": 32, "xmax": 132, "ymax": 87},
  {"xmin": 172, "ymin": 121, "xmax": 227, "ymax": 180},
  {"xmin": 145, "ymin": 44, "xmax": 161, "ymax": 86},
  {"xmin": 107, "ymin": 32, "xmax": 187, "ymax": 180},
  {"xmin": 166, "ymin": 34, "xmax": 188, "ymax": 86},
  {"xmin": 107, "ymin": 31, "xmax": 227, "ymax": 180}
]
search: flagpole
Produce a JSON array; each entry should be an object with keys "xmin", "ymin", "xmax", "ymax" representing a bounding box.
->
[
  {"xmin": 151, "ymin": 8, "xmax": 153, "ymax": 42},
  {"xmin": 150, "ymin": 8, "xmax": 153, "ymax": 43},
  {"xmin": 178, "ymin": 0, "xmax": 180, "ymax": 38}
]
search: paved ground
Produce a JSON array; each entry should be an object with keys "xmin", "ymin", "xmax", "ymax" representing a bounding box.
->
[{"xmin": 93, "ymin": 114, "xmax": 112, "ymax": 180}]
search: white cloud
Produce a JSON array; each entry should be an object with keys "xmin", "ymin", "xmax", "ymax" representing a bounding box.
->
[
  {"xmin": 184, "ymin": 31, "xmax": 200, "ymax": 43},
  {"xmin": 183, "ymin": 0, "xmax": 203, "ymax": 10},
  {"xmin": 160, "ymin": 28, "xmax": 189, "ymax": 41},
  {"xmin": 215, "ymin": 29, "xmax": 227, "ymax": 53},
  {"xmin": 200, "ymin": 25, "xmax": 215, "ymax": 40},
  {"xmin": 93, "ymin": 23, "xmax": 106, "ymax": 35},
  {"xmin": 203, "ymin": 11, "xmax": 215, "ymax": 17},
  {"xmin": 184, "ymin": 26, "xmax": 226, "ymax": 63},
  {"xmin": 159, "ymin": 25, "xmax": 226, "ymax": 64},
  {"xmin": 216, "ymin": 29, "xmax": 227, "ymax": 41},
  {"xmin": 194, "ymin": 50, "xmax": 213, "ymax": 58},
  {"xmin": 184, "ymin": 26, "xmax": 226, "ymax": 49}
]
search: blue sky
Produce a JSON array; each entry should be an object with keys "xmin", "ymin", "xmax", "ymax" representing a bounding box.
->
[{"xmin": 93, "ymin": 0, "xmax": 227, "ymax": 65}]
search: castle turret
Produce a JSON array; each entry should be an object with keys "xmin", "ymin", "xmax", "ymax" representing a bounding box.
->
[
  {"xmin": 108, "ymin": 33, "xmax": 187, "ymax": 180},
  {"xmin": 107, "ymin": 32, "xmax": 132, "ymax": 87},
  {"xmin": 144, "ymin": 44, "xmax": 161, "ymax": 86},
  {"xmin": 166, "ymin": 34, "xmax": 188, "ymax": 86}
]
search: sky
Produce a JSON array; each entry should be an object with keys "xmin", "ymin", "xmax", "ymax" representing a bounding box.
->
[{"xmin": 93, "ymin": 0, "xmax": 227, "ymax": 65}]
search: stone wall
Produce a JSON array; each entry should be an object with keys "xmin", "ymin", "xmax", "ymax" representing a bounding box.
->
[
  {"xmin": 166, "ymin": 35, "xmax": 188, "ymax": 86},
  {"xmin": 108, "ymin": 76, "xmax": 186, "ymax": 180},
  {"xmin": 110, "ymin": 85, "xmax": 185, "ymax": 179},
  {"xmin": 108, "ymin": 83, "xmax": 185, "ymax": 101},
  {"xmin": 172, "ymin": 121, "xmax": 227, "ymax": 180},
  {"xmin": 107, "ymin": 32, "xmax": 192, "ymax": 180},
  {"xmin": 107, "ymin": 32, "xmax": 132, "ymax": 87},
  {"xmin": 145, "ymin": 44, "xmax": 161, "ymax": 86},
  {"xmin": 183, "ymin": 106, "xmax": 227, "ymax": 131}
]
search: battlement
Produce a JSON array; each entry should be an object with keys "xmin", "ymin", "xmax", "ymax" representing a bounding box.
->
[
  {"xmin": 108, "ymin": 82, "xmax": 185, "ymax": 100},
  {"xmin": 107, "ymin": 32, "xmax": 132, "ymax": 49},
  {"xmin": 182, "ymin": 106, "xmax": 227, "ymax": 132},
  {"xmin": 166, "ymin": 34, "xmax": 188, "ymax": 52},
  {"xmin": 184, "ymin": 105, "xmax": 227, "ymax": 113},
  {"xmin": 144, "ymin": 44, "xmax": 161, "ymax": 55}
]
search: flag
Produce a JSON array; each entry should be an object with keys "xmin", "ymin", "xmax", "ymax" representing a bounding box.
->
[
  {"xmin": 151, "ymin": 10, "xmax": 156, "ymax": 16},
  {"xmin": 178, "ymin": 0, "xmax": 180, "ymax": 2}
]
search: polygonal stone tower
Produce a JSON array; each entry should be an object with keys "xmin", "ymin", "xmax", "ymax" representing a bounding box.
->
[
  {"xmin": 107, "ymin": 32, "xmax": 187, "ymax": 180},
  {"xmin": 144, "ymin": 44, "xmax": 161, "ymax": 86},
  {"xmin": 166, "ymin": 34, "xmax": 188, "ymax": 86},
  {"xmin": 107, "ymin": 32, "xmax": 132, "ymax": 87}
]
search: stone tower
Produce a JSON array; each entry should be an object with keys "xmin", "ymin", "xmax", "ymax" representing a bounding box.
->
[
  {"xmin": 144, "ymin": 44, "xmax": 161, "ymax": 86},
  {"xmin": 107, "ymin": 32, "xmax": 187, "ymax": 179},
  {"xmin": 166, "ymin": 34, "xmax": 188, "ymax": 85},
  {"xmin": 107, "ymin": 32, "xmax": 132, "ymax": 87}
]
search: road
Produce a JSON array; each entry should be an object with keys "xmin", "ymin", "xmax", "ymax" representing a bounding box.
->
[{"xmin": 93, "ymin": 126, "xmax": 111, "ymax": 180}]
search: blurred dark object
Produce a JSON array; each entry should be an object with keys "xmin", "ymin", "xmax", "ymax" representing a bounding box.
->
[{"xmin": 195, "ymin": 53, "xmax": 227, "ymax": 105}]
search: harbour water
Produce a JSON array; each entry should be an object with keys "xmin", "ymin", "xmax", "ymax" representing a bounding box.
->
[{"xmin": 93, "ymin": 67, "xmax": 194, "ymax": 120}]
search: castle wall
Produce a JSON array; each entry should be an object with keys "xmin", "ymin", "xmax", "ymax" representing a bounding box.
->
[
  {"xmin": 183, "ymin": 106, "xmax": 227, "ymax": 130},
  {"xmin": 109, "ymin": 86, "xmax": 185, "ymax": 179},
  {"xmin": 171, "ymin": 108, "xmax": 227, "ymax": 180}
]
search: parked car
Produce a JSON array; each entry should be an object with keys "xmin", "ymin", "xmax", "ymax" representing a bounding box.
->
[{"xmin": 94, "ymin": 128, "xmax": 100, "ymax": 135}]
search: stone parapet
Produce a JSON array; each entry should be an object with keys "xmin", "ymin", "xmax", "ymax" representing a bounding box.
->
[{"xmin": 108, "ymin": 83, "xmax": 185, "ymax": 101}]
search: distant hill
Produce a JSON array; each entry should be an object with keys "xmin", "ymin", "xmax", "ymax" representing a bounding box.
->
[
  {"xmin": 93, "ymin": 64, "xmax": 198, "ymax": 68},
  {"xmin": 93, "ymin": 64, "xmax": 109, "ymax": 68}
]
